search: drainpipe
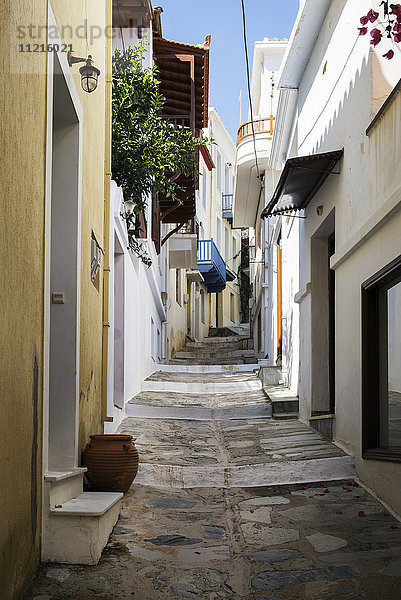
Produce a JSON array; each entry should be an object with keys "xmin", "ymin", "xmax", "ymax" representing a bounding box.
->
[{"xmin": 101, "ymin": 0, "xmax": 113, "ymax": 425}]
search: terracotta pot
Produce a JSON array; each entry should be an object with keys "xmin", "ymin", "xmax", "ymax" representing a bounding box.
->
[{"xmin": 82, "ymin": 434, "xmax": 139, "ymax": 493}]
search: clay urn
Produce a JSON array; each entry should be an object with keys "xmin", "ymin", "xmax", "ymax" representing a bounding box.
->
[{"xmin": 82, "ymin": 434, "xmax": 139, "ymax": 493}]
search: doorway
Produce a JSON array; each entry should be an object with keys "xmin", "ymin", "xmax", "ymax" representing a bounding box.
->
[
  {"xmin": 311, "ymin": 213, "xmax": 335, "ymax": 416},
  {"xmin": 48, "ymin": 53, "xmax": 81, "ymax": 469},
  {"xmin": 113, "ymin": 235, "xmax": 125, "ymax": 409},
  {"xmin": 277, "ymin": 232, "xmax": 283, "ymax": 361}
]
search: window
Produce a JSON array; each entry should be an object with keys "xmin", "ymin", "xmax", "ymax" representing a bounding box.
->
[
  {"xmin": 224, "ymin": 163, "xmax": 230, "ymax": 194},
  {"xmin": 216, "ymin": 151, "xmax": 222, "ymax": 192},
  {"xmin": 230, "ymin": 292, "xmax": 235, "ymax": 322},
  {"xmin": 216, "ymin": 217, "xmax": 221, "ymax": 250},
  {"xmin": 362, "ymin": 254, "xmax": 401, "ymax": 461},
  {"xmin": 225, "ymin": 227, "xmax": 230, "ymax": 263},
  {"xmin": 233, "ymin": 237, "xmax": 237, "ymax": 272},
  {"xmin": 176, "ymin": 269, "xmax": 182, "ymax": 306},
  {"xmin": 202, "ymin": 169, "xmax": 207, "ymax": 208}
]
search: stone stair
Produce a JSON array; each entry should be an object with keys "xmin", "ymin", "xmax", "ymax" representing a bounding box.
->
[
  {"xmin": 171, "ymin": 333, "xmax": 256, "ymax": 365},
  {"xmin": 118, "ymin": 336, "xmax": 354, "ymax": 488}
]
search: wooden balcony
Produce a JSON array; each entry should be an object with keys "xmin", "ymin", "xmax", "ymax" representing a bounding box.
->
[{"xmin": 237, "ymin": 117, "xmax": 274, "ymax": 145}]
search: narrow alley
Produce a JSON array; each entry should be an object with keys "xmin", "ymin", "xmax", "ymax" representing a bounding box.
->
[{"xmin": 27, "ymin": 333, "xmax": 401, "ymax": 600}]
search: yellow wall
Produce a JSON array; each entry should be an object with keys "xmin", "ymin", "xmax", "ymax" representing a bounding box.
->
[
  {"xmin": 50, "ymin": 0, "xmax": 109, "ymax": 455},
  {"xmin": 0, "ymin": 0, "xmax": 47, "ymax": 597},
  {"xmin": 0, "ymin": 1, "xmax": 109, "ymax": 597}
]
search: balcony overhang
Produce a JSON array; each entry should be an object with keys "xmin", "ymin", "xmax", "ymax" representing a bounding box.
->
[
  {"xmin": 169, "ymin": 233, "xmax": 197, "ymax": 269},
  {"xmin": 261, "ymin": 150, "xmax": 344, "ymax": 217},
  {"xmin": 154, "ymin": 36, "xmax": 210, "ymax": 224},
  {"xmin": 197, "ymin": 239, "xmax": 226, "ymax": 293},
  {"xmin": 186, "ymin": 270, "xmax": 204, "ymax": 283},
  {"xmin": 153, "ymin": 36, "xmax": 210, "ymax": 132}
]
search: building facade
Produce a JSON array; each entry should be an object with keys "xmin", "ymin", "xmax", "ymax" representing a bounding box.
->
[
  {"xmin": 1, "ymin": 0, "xmax": 115, "ymax": 596},
  {"xmin": 265, "ymin": 0, "xmax": 401, "ymax": 516}
]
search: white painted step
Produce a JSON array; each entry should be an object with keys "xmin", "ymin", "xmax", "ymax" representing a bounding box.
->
[
  {"xmin": 50, "ymin": 492, "xmax": 122, "ymax": 516},
  {"xmin": 134, "ymin": 456, "xmax": 355, "ymax": 489},
  {"xmin": 43, "ymin": 492, "xmax": 123, "ymax": 565}
]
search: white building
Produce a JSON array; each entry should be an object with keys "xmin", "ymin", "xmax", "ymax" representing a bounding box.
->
[
  {"xmin": 167, "ymin": 107, "xmax": 242, "ymax": 357},
  {"xmin": 264, "ymin": 0, "xmax": 401, "ymax": 516},
  {"xmin": 233, "ymin": 39, "xmax": 288, "ymax": 359}
]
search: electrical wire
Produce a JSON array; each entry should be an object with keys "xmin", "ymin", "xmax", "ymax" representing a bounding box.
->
[{"xmin": 240, "ymin": 0, "xmax": 260, "ymax": 181}]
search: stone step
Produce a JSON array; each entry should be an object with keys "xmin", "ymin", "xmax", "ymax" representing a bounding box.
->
[
  {"xmin": 177, "ymin": 348, "xmax": 256, "ymax": 356},
  {"xmin": 127, "ymin": 389, "xmax": 272, "ymax": 420},
  {"xmin": 117, "ymin": 416, "xmax": 354, "ymax": 488},
  {"xmin": 170, "ymin": 358, "xmax": 248, "ymax": 365},
  {"xmin": 142, "ymin": 376, "xmax": 263, "ymax": 394},
  {"xmin": 160, "ymin": 363, "xmax": 260, "ymax": 374},
  {"xmin": 174, "ymin": 350, "xmax": 256, "ymax": 360}
]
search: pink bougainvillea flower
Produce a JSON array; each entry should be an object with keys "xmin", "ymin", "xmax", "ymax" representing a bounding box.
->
[
  {"xmin": 370, "ymin": 28, "xmax": 383, "ymax": 46},
  {"xmin": 352, "ymin": 482, "xmax": 360, "ymax": 488},
  {"xmin": 393, "ymin": 22, "xmax": 401, "ymax": 33},
  {"xmin": 358, "ymin": 27, "xmax": 368, "ymax": 35},
  {"xmin": 360, "ymin": 14, "xmax": 369, "ymax": 25},
  {"xmin": 301, "ymin": 484, "xmax": 308, "ymax": 490},
  {"xmin": 367, "ymin": 9, "xmax": 379, "ymax": 22},
  {"xmin": 55, "ymin": 504, "xmax": 63, "ymax": 508},
  {"xmin": 394, "ymin": 32, "xmax": 401, "ymax": 42},
  {"xmin": 358, "ymin": 510, "xmax": 366, "ymax": 517},
  {"xmin": 390, "ymin": 3, "xmax": 401, "ymax": 17},
  {"xmin": 319, "ymin": 482, "xmax": 326, "ymax": 488},
  {"xmin": 324, "ymin": 489, "xmax": 330, "ymax": 494}
]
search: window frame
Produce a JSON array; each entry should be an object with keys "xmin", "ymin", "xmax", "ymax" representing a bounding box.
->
[{"xmin": 362, "ymin": 253, "xmax": 401, "ymax": 462}]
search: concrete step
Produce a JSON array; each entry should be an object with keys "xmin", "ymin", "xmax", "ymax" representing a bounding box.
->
[
  {"xmin": 273, "ymin": 412, "xmax": 300, "ymax": 420},
  {"xmin": 42, "ymin": 473, "xmax": 122, "ymax": 565},
  {"xmin": 272, "ymin": 400, "xmax": 300, "ymax": 417}
]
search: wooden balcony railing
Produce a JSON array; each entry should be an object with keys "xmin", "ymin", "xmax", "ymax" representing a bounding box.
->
[{"xmin": 237, "ymin": 116, "xmax": 275, "ymax": 145}]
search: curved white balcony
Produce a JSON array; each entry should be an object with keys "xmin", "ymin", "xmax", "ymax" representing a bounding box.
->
[{"xmin": 233, "ymin": 118, "xmax": 274, "ymax": 228}]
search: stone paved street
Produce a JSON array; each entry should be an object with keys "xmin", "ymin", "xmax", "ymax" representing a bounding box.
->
[
  {"xmin": 27, "ymin": 481, "xmax": 401, "ymax": 599},
  {"xmin": 25, "ymin": 346, "xmax": 401, "ymax": 599}
]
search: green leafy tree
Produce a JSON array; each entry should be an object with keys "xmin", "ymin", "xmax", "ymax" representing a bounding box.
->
[{"xmin": 112, "ymin": 45, "xmax": 209, "ymax": 265}]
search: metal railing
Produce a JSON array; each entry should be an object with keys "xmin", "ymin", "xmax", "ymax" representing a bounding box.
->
[
  {"xmin": 222, "ymin": 194, "xmax": 233, "ymax": 211},
  {"xmin": 237, "ymin": 117, "xmax": 275, "ymax": 145}
]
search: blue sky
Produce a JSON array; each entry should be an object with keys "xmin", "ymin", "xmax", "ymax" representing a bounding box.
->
[{"xmin": 162, "ymin": 0, "xmax": 300, "ymax": 140}]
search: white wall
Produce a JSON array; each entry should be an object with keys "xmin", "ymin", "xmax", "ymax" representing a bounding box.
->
[
  {"xmin": 107, "ymin": 182, "xmax": 166, "ymax": 431},
  {"xmin": 273, "ymin": 0, "xmax": 401, "ymax": 514}
]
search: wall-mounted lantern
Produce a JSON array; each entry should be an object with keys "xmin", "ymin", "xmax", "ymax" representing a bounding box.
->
[
  {"xmin": 122, "ymin": 199, "xmax": 135, "ymax": 219},
  {"xmin": 67, "ymin": 52, "xmax": 101, "ymax": 93}
]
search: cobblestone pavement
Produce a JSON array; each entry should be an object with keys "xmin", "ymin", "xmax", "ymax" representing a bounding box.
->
[
  {"xmin": 25, "ymin": 355, "xmax": 401, "ymax": 599},
  {"xmin": 27, "ymin": 480, "xmax": 401, "ymax": 600}
]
